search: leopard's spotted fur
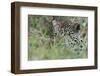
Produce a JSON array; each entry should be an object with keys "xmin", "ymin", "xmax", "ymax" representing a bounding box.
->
[{"xmin": 52, "ymin": 19, "xmax": 87, "ymax": 51}]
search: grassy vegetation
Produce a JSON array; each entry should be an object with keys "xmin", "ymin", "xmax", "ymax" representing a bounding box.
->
[{"xmin": 28, "ymin": 15, "xmax": 88, "ymax": 60}]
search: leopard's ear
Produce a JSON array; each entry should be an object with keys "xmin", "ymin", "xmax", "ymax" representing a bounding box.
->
[{"xmin": 74, "ymin": 23, "xmax": 80, "ymax": 32}]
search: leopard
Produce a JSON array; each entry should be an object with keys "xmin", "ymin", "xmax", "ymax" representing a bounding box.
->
[{"xmin": 52, "ymin": 18, "xmax": 88, "ymax": 53}]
